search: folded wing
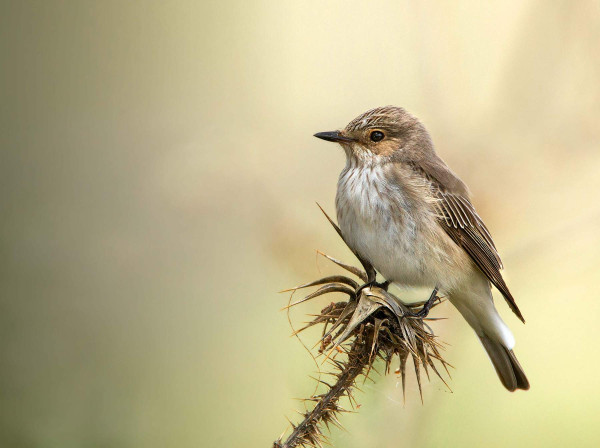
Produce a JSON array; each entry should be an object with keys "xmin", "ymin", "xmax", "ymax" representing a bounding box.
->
[{"xmin": 413, "ymin": 156, "xmax": 525, "ymax": 323}]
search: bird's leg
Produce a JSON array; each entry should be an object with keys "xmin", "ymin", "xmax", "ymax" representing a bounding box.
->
[
  {"xmin": 414, "ymin": 287, "xmax": 439, "ymax": 318},
  {"xmin": 359, "ymin": 257, "xmax": 377, "ymax": 285},
  {"xmin": 352, "ymin": 255, "xmax": 377, "ymax": 298}
]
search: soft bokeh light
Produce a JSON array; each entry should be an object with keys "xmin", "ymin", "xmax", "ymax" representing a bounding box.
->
[{"xmin": 1, "ymin": 1, "xmax": 599, "ymax": 447}]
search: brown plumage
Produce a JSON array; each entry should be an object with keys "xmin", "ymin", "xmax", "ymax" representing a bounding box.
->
[
  {"xmin": 411, "ymin": 161, "xmax": 525, "ymax": 323},
  {"xmin": 314, "ymin": 106, "xmax": 529, "ymax": 391}
]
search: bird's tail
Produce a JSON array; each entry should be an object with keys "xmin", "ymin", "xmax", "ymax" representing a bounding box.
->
[
  {"xmin": 449, "ymin": 284, "xmax": 529, "ymax": 392},
  {"xmin": 479, "ymin": 333, "xmax": 529, "ymax": 391}
]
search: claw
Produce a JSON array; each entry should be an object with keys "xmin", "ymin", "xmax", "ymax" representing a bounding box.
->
[{"xmin": 414, "ymin": 287, "xmax": 440, "ymax": 318}]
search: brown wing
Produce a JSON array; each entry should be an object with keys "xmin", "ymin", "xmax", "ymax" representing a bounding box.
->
[{"xmin": 413, "ymin": 156, "xmax": 525, "ymax": 323}]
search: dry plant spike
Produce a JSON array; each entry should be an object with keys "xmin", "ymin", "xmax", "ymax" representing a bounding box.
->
[
  {"xmin": 316, "ymin": 251, "xmax": 367, "ymax": 283},
  {"xmin": 281, "ymin": 284, "xmax": 356, "ymax": 310},
  {"xmin": 316, "ymin": 203, "xmax": 376, "ymax": 282},
  {"xmin": 280, "ymin": 275, "xmax": 359, "ymax": 293},
  {"xmin": 273, "ymin": 209, "xmax": 450, "ymax": 448}
]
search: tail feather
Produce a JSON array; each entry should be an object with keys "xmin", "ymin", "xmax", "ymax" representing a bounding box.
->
[{"xmin": 480, "ymin": 334, "xmax": 529, "ymax": 391}]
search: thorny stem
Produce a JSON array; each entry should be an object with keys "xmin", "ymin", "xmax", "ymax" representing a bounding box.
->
[
  {"xmin": 274, "ymin": 336, "xmax": 372, "ymax": 448},
  {"xmin": 273, "ymin": 208, "xmax": 448, "ymax": 448}
]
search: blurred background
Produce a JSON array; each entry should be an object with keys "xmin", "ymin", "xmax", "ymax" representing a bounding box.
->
[{"xmin": 1, "ymin": 1, "xmax": 600, "ymax": 447}]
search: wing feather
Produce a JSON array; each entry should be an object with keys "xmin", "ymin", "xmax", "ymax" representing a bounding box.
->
[{"xmin": 411, "ymin": 158, "xmax": 524, "ymax": 322}]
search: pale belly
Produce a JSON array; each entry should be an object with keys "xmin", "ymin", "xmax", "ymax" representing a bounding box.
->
[
  {"xmin": 339, "ymin": 209, "xmax": 444, "ymax": 287},
  {"xmin": 336, "ymin": 166, "xmax": 471, "ymax": 292}
]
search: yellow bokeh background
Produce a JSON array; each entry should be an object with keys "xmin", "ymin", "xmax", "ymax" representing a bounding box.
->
[{"xmin": 2, "ymin": 1, "xmax": 600, "ymax": 447}]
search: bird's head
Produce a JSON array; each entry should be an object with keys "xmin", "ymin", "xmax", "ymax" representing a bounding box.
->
[{"xmin": 314, "ymin": 106, "xmax": 433, "ymax": 165}]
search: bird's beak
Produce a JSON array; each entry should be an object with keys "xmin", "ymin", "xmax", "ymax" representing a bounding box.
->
[{"xmin": 313, "ymin": 130, "xmax": 355, "ymax": 143}]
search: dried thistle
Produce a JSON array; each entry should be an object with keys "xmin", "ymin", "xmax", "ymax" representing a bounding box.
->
[{"xmin": 273, "ymin": 208, "xmax": 451, "ymax": 448}]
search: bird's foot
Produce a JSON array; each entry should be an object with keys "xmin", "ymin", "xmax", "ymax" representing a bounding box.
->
[
  {"xmin": 414, "ymin": 287, "xmax": 440, "ymax": 318},
  {"xmin": 355, "ymin": 279, "xmax": 391, "ymax": 297}
]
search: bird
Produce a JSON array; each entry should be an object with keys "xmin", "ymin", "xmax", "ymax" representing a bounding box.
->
[{"xmin": 314, "ymin": 106, "xmax": 529, "ymax": 391}]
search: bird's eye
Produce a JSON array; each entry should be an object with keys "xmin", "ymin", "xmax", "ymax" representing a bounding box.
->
[{"xmin": 370, "ymin": 130, "xmax": 385, "ymax": 142}]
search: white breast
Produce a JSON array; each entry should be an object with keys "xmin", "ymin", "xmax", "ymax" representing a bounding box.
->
[{"xmin": 335, "ymin": 163, "xmax": 466, "ymax": 290}]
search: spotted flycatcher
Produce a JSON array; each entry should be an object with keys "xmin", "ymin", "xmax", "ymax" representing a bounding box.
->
[{"xmin": 314, "ymin": 106, "xmax": 529, "ymax": 391}]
